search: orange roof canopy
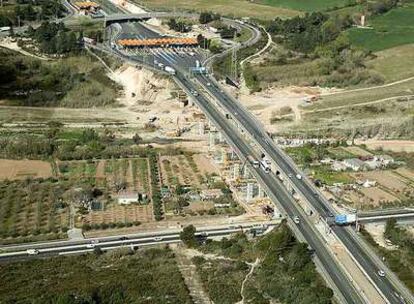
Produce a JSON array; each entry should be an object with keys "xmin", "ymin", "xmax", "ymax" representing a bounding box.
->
[{"xmin": 117, "ymin": 37, "xmax": 198, "ymax": 47}]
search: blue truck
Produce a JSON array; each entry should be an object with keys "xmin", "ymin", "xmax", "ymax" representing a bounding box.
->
[{"xmin": 335, "ymin": 214, "xmax": 357, "ymax": 225}]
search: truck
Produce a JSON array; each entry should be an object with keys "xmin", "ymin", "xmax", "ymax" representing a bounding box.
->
[
  {"xmin": 247, "ymin": 155, "xmax": 259, "ymax": 168},
  {"xmin": 0, "ymin": 26, "xmax": 11, "ymax": 32},
  {"xmin": 165, "ymin": 66, "xmax": 176, "ymax": 75},
  {"xmin": 335, "ymin": 214, "xmax": 357, "ymax": 225},
  {"xmin": 260, "ymin": 160, "xmax": 271, "ymax": 173}
]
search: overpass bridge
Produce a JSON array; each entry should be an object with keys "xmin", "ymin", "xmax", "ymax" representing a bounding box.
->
[
  {"xmin": 104, "ymin": 12, "xmax": 198, "ymax": 26},
  {"xmin": 358, "ymin": 208, "xmax": 414, "ymax": 224}
]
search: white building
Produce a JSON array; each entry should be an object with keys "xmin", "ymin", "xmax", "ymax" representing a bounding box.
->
[
  {"xmin": 378, "ymin": 155, "xmax": 394, "ymax": 166},
  {"xmin": 343, "ymin": 158, "xmax": 365, "ymax": 171},
  {"xmin": 332, "ymin": 161, "xmax": 347, "ymax": 172},
  {"xmin": 117, "ymin": 192, "xmax": 139, "ymax": 205}
]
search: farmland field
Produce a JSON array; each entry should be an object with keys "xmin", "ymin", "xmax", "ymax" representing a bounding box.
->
[
  {"xmin": 304, "ymin": 78, "xmax": 414, "ymax": 110},
  {"xmin": 348, "ymin": 1, "xmax": 414, "ymax": 51},
  {"xmin": 160, "ymin": 153, "xmax": 214, "ymax": 187},
  {"xmin": 134, "ymin": 0, "xmax": 300, "ymax": 19},
  {"xmin": 83, "ymin": 203, "xmax": 153, "ymax": 225},
  {"xmin": 258, "ymin": 0, "xmax": 351, "ymax": 12},
  {"xmin": 0, "ymin": 158, "xmax": 154, "ymax": 242},
  {"xmin": 0, "ymin": 179, "xmax": 70, "ymax": 243},
  {"xmin": 0, "ymin": 159, "xmax": 53, "ymax": 180},
  {"xmin": 367, "ymin": 44, "xmax": 414, "ymax": 82}
]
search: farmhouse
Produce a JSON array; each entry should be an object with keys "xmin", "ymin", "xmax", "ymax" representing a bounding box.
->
[
  {"xmin": 117, "ymin": 192, "xmax": 148, "ymax": 205},
  {"xmin": 343, "ymin": 158, "xmax": 365, "ymax": 171}
]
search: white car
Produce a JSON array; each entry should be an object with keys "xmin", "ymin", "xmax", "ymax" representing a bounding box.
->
[
  {"xmin": 154, "ymin": 237, "xmax": 163, "ymax": 241},
  {"xmin": 296, "ymin": 174, "xmax": 302, "ymax": 180},
  {"xmin": 378, "ymin": 270, "xmax": 386, "ymax": 277},
  {"xmin": 86, "ymin": 244, "xmax": 96, "ymax": 249},
  {"xmin": 26, "ymin": 249, "xmax": 39, "ymax": 255},
  {"xmin": 293, "ymin": 216, "xmax": 300, "ymax": 224},
  {"xmin": 207, "ymin": 82, "xmax": 211, "ymax": 86}
]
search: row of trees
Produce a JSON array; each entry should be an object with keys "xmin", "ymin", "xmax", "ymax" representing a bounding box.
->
[
  {"xmin": 0, "ymin": 128, "xmax": 151, "ymax": 161},
  {"xmin": 149, "ymin": 153, "xmax": 163, "ymax": 221}
]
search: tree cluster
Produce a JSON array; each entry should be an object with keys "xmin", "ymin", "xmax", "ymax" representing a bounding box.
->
[
  {"xmin": 149, "ymin": 153, "xmax": 163, "ymax": 221},
  {"xmin": 199, "ymin": 11, "xmax": 220, "ymax": 24},
  {"xmin": 384, "ymin": 218, "xmax": 414, "ymax": 251},
  {"xmin": 28, "ymin": 21, "xmax": 81, "ymax": 54},
  {"xmin": 267, "ymin": 12, "xmax": 352, "ymax": 54},
  {"xmin": 368, "ymin": 0, "xmax": 399, "ymax": 15},
  {"xmin": 166, "ymin": 18, "xmax": 191, "ymax": 33},
  {"xmin": 197, "ymin": 34, "xmax": 211, "ymax": 49},
  {"xmin": 0, "ymin": 0, "xmax": 66, "ymax": 27},
  {"xmin": 220, "ymin": 26, "xmax": 237, "ymax": 39}
]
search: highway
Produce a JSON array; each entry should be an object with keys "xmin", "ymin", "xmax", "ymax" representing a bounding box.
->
[
  {"xmin": 192, "ymin": 72, "xmax": 413, "ymax": 304},
  {"xmin": 98, "ymin": 7, "xmax": 412, "ymax": 302},
  {"xmin": 172, "ymin": 72, "xmax": 367, "ymax": 303},
  {"xmin": 0, "ymin": 222, "xmax": 276, "ymax": 261},
  {"xmin": 3, "ymin": 0, "xmax": 412, "ymax": 301}
]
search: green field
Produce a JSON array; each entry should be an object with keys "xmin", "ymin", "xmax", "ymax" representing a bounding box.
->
[
  {"xmin": 135, "ymin": 0, "xmax": 301, "ymax": 19},
  {"xmin": 367, "ymin": 44, "xmax": 414, "ymax": 82},
  {"xmin": 259, "ymin": 0, "xmax": 351, "ymax": 12},
  {"xmin": 306, "ymin": 78, "xmax": 414, "ymax": 110},
  {"xmin": 348, "ymin": 1, "xmax": 414, "ymax": 51}
]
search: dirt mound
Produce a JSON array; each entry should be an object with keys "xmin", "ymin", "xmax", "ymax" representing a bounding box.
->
[{"xmin": 110, "ymin": 65, "xmax": 175, "ymax": 107}]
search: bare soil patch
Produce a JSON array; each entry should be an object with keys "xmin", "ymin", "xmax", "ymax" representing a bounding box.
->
[
  {"xmin": 84, "ymin": 203, "xmax": 153, "ymax": 225},
  {"xmin": 360, "ymin": 187, "xmax": 399, "ymax": 205},
  {"xmin": 343, "ymin": 146, "xmax": 373, "ymax": 157},
  {"xmin": 356, "ymin": 139, "xmax": 414, "ymax": 153},
  {"xmin": 0, "ymin": 159, "xmax": 52, "ymax": 180},
  {"xmin": 353, "ymin": 171, "xmax": 409, "ymax": 193}
]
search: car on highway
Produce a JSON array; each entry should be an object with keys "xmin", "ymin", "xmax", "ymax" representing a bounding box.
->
[
  {"xmin": 207, "ymin": 82, "xmax": 211, "ymax": 86},
  {"xmin": 90, "ymin": 239, "xmax": 99, "ymax": 244},
  {"xmin": 293, "ymin": 216, "xmax": 300, "ymax": 224},
  {"xmin": 153, "ymin": 237, "xmax": 163, "ymax": 241},
  {"xmin": 26, "ymin": 249, "xmax": 39, "ymax": 255},
  {"xmin": 288, "ymin": 173, "xmax": 293, "ymax": 178},
  {"xmin": 296, "ymin": 174, "xmax": 302, "ymax": 180},
  {"xmin": 86, "ymin": 244, "xmax": 96, "ymax": 249},
  {"xmin": 119, "ymin": 236, "xmax": 129, "ymax": 241},
  {"xmin": 378, "ymin": 270, "xmax": 386, "ymax": 277}
]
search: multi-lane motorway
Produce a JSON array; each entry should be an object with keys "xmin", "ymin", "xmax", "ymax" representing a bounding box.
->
[
  {"xmin": 194, "ymin": 72, "xmax": 413, "ymax": 304},
  {"xmin": 96, "ymin": 2, "xmax": 414, "ymax": 301},
  {"xmin": 3, "ymin": 0, "xmax": 412, "ymax": 302},
  {"xmin": 0, "ymin": 222, "xmax": 276, "ymax": 261}
]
